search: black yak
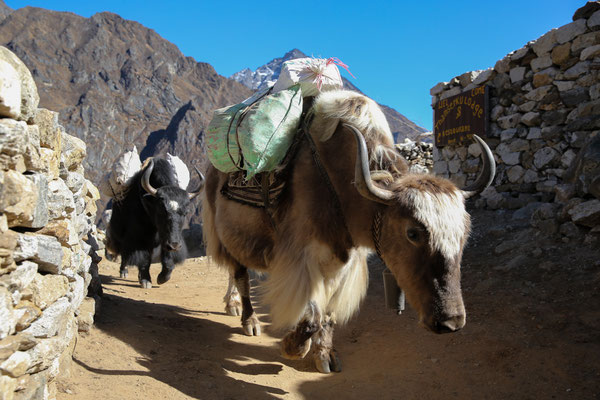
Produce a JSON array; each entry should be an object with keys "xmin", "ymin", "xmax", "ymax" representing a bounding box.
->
[{"xmin": 107, "ymin": 158, "xmax": 203, "ymax": 288}]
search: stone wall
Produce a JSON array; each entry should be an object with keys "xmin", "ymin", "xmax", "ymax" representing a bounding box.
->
[
  {"xmin": 0, "ymin": 47, "xmax": 102, "ymax": 399},
  {"xmin": 430, "ymin": 2, "xmax": 600, "ymax": 235},
  {"xmin": 395, "ymin": 136, "xmax": 434, "ymax": 173}
]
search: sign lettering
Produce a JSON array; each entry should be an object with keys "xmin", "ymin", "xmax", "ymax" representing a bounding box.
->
[{"xmin": 433, "ymin": 86, "xmax": 489, "ymax": 147}]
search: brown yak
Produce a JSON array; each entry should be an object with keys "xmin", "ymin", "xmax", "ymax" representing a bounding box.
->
[{"xmin": 201, "ymin": 90, "xmax": 495, "ymax": 373}]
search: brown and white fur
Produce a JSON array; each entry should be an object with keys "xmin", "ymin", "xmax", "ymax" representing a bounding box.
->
[{"xmin": 201, "ymin": 89, "xmax": 493, "ymax": 373}]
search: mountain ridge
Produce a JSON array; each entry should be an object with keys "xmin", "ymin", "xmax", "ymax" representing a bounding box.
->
[{"xmin": 0, "ymin": 3, "xmax": 252, "ymax": 223}]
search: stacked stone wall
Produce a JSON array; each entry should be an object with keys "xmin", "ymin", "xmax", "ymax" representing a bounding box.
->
[
  {"xmin": 0, "ymin": 47, "xmax": 101, "ymax": 399},
  {"xmin": 430, "ymin": 2, "xmax": 600, "ymax": 235}
]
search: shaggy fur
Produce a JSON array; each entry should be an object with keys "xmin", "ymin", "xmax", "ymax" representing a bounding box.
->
[
  {"xmin": 392, "ymin": 175, "xmax": 471, "ymax": 261},
  {"xmin": 202, "ymin": 89, "xmax": 474, "ymax": 371}
]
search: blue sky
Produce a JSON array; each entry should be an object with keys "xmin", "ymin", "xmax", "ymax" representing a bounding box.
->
[{"xmin": 5, "ymin": 0, "xmax": 586, "ymax": 130}]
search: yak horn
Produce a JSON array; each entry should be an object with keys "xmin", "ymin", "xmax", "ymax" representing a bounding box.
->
[
  {"xmin": 344, "ymin": 123, "xmax": 395, "ymax": 204},
  {"xmin": 462, "ymin": 135, "xmax": 496, "ymax": 198},
  {"xmin": 188, "ymin": 166, "xmax": 205, "ymax": 200},
  {"xmin": 141, "ymin": 159, "xmax": 157, "ymax": 196}
]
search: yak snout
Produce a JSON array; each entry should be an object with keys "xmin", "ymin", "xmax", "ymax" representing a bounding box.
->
[
  {"xmin": 431, "ymin": 313, "xmax": 465, "ymax": 334},
  {"xmin": 164, "ymin": 241, "xmax": 182, "ymax": 252}
]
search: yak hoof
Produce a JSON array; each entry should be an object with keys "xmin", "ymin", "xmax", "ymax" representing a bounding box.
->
[
  {"xmin": 281, "ymin": 337, "xmax": 312, "ymax": 360},
  {"xmin": 157, "ymin": 270, "xmax": 172, "ymax": 285},
  {"xmin": 242, "ymin": 313, "xmax": 261, "ymax": 336},
  {"xmin": 140, "ymin": 279, "xmax": 152, "ymax": 289},
  {"xmin": 225, "ymin": 305, "xmax": 240, "ymax": 316},
  {"xmin": 119, "ymin": 270, "xmax": 128, "ymax": 279},
  {"xmin": 224, "ymin": 292, "xmax": 242, "ymax": 316},
  {"xmin": 314, "ymin": 350, "xmax": 341, "ymax": 374}
]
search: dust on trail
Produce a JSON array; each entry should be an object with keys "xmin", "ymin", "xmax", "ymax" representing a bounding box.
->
[{"xmin": 57, "ymin": 210, "xmax": 600, "ymax": 400}]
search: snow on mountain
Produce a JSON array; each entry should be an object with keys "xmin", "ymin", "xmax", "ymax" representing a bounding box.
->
[
  {"xmin": 230, "ymin": 49, "xmax": 307, "ymax": 91},
  {"xmin": 230, "ymin": 49, "xmax": 427, "ymax": 142}
]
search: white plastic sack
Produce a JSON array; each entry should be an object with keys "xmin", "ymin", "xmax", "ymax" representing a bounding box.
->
[
  {"xmin": 273, "ymin": 57, "xmax": 351, "ymax": 97},
  {"xmin": 99, "ymin": 146, "xmax": 142, "ymax": 198},
  {"xmin": 166, "ymin": 153, "xmax": 190, "ymax": 190}
]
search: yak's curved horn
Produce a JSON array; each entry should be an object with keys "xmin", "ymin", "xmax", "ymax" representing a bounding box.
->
[
  {"xmin": 188, "ymin": 166, "xmax": 205, "ymax": 200},
  {"xmin": 141, "ymin": 159, "xmax": 157, "ymax": 197},
  {"xmin": 462, "ymin": 135, "xmax": 496, "ymax": 198},
  {"xmin": 344, "ymin": 123, "xmax": 395, "ymax": 205}
]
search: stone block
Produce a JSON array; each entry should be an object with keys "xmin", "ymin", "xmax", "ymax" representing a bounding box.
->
[
  {"xmin": 77, "ymin": 297, "xmax": 96, "ymax": 333},
  {"xmin": 560, "ymin": 87, "xmax": 590, "ymax": 107},
  {"xmin": 14, "ymin": 300, "xmax": 42, "ymax": 332},
  {"xmin": 439, "ymin": 86, "xmax": 462, "ymax": 100},
  {"xmin": 500, "ymin": 128, "xmax": 517, "ymax": 142},
  {"xmin": 472, "ymin": 68, "xmax": 495, "ymax": 85},
  {"xmin": 532, "ymin": 29, "xmax": 558, "ymax": 56},
  {"xmin": 0, "ymin": 286, "xmax": 17, "ymax": 341},
  {"xmin": 494, "ymin": 57, "xmax": 510, "ymax": 73},
  {"xmin": 60, "ymin": 133, "xmax": 86, "ymax": 172},
  {"xmin": 534, "ymin": 147, "xmax": 561, "ymax": 169},
  {"xmin": 564, "ymin": 61, "xmax": 590, "ymax": 80},
  {"xmin": 572, "ymin": 31, "xmax": 600, "ymax": 54},
  {"xmin": 519, "ymin": 101, "xmax": 537, "ymax": 113},
  {"xmin": 551, "ymin": 42, "xmax": 571, "ymax": 65},
  {"xmin": 568, "ymin": 199, "xmax": 600, "ymax": 227},
  {"xmin": 29, "ymin": 274, "xmax": 69, "ymax": 311},
  {"xmin": 430, "ymin": 82, "xmax": 448, "ymax": 96},
  {"xmin": 554, "ymin": 183, "xmax": 576, "ymax": 204},
  {"xmin": 0, "ymin": 262, "xmax": 37, "ymax": 295},
  {"xmin": 530, "ymin": 55, "xmax": 553, "ymax": 72},
  {"xmin": 510, "ymin": 67, "xmax": 526, "ymax": 83},
  {"xmin": 524, "ymin": 85, "xmax": 554, "ymax": 102},
  {"xmin": 497, "ymin": 113, "xmax": 521, "ymax": 129},
  {"xmin": 556, "ymin": 19, "xmax": 588, "ymax": 44},
  {"xmin": 0, "ymin": 171, "xmax": 45, "ymax": 229},
  {"xmin": 0, "ymin": 47, "xmax": 39, "ymax": 122},
  {"xmin": 26, "ymin": 312, "xmax": 76, "ymax": 373},
  {"xmin": 561, "ymin": 149, "xmax": 577, "ymax": 168},
  {"xmin": 507, "ymin": 165, "xmax": 525, "ymax": 183},
  {"xmin": 0, "ymin": 351, "xmax": 32, "ymax": 378},
  {"xmin": 13, "ymin": 234, "xmax": 62, "ymax": 275},
  {"xmin": 589, "ymin": 9, "xmax": 600, "ymax": 28},
  {"xmin": 521, "ymin": 112, "xmax": 541, "ymax": 126},
  {"xmin": 580, "ymin": 44, "xmax": 600, "ymax": 61},
  {"xmin": 47, "ymin": 179, "xmax": 75, "ymax": 221},
  {"xmin": 23, "ymin": 297, "xmax": 71, "ymax": 338},
  {"xmin": 0, "ymin": 375, "xmax": 17, "ymax": 399},
  {"xmin": 0, "ymin": 59, "xmax": 21, "ymax": 119},
  {"xmin": 31, "ymin": 108, "xmax": 62, "ymax": 151},
  {"xmin": 554, "ymin": 80, "xmax": 575, "ymax": 92}
]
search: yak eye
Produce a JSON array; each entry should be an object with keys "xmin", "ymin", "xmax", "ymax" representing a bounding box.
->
[{"xmin": 406, "ymin": 227, "xmax": 422, "ymax": 243}]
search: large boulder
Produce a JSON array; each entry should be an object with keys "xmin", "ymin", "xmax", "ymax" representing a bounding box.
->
[{"xmin": 0, "ymin": 46, "xmax": 39, "ymax": 121}]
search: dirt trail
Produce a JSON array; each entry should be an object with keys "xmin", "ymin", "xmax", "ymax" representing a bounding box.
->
[{"xmin": 57, "ymin": 210, "xmax": 600, "ymax": 400}]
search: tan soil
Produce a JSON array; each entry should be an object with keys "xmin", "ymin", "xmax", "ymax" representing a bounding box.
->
[{"xmin": 57, "ymin": 209, "xmax": 600, "ymax": 400}]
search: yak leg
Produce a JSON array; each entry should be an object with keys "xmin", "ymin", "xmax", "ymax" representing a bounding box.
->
[
  {"xmin": 157, "ymin": 248, "xmax": 183, "ymax": 285},
  {"xmin": 224, "ymin": 272, "xmax": 241, "ymax": 316},
  {"xmin": 233, "ymin": 264, "xmax": 261, "ymax": 336},
  {"xmin": 137, "ymin": 251, "xmax": 152, "ymax": 289},
  {"xmin": 312, "ymin": 314, "xmax": 341, "ymax": 373},
  {"xmin": 119, "ymin": 261, "xmax": 128, "ymax": 279},
  {"xmin": 281, "ymin": 302, "xmax": 321, "ymax": 360}
]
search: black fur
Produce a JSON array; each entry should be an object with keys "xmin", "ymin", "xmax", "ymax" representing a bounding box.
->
[{"xmin": 107, "ymin": 158, "xmax": 193, "ymax": 287}]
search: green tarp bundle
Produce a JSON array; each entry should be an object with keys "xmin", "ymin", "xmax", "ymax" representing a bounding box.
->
[{"xmin": 205, "ymin": 85, "xmax": 303, "ymax": 180}]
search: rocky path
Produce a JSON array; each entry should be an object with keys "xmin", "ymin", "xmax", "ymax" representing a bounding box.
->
[{"xmin": 56, "ymin": 210, "xmax": 600, "ymax": 400}]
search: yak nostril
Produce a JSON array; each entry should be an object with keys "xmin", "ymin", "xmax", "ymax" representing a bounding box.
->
[
  {"xmin": 434, "ymin": 315, "xmax": 465, "ymax": 334},
  {"xmin": 166, "ymin": 242, "xmax": 181, "ymax": 252}
]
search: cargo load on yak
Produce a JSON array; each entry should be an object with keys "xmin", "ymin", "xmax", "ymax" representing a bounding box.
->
[
  {"xmin": 205, "ymin": 57, "xmax": 353, "ymax": 185},
  {"xmin": 100, "ymin": 147, "xmax": 190, "ymax": 201}
]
